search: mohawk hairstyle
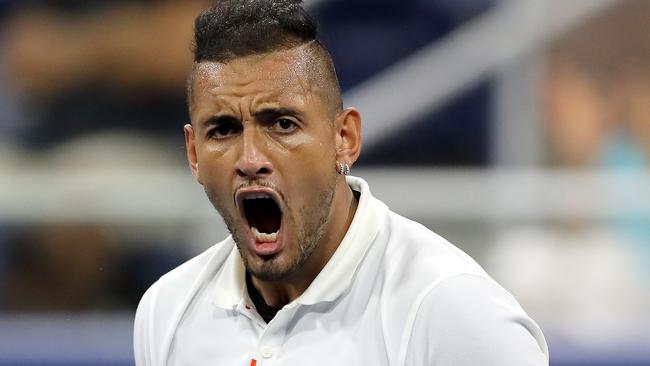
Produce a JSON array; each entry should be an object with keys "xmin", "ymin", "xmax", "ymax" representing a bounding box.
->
[
  {"xmin": 192, "ymin": 0, "xmax": 318, "ymax": 63},
  {"xmin": 187, "ymin": 0, "xmax": 342, "ymax": 117}
]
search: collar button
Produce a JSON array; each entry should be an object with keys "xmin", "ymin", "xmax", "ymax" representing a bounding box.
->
[{"xmin": 261, "ymin": 346, "xmax": 273, "ymax": 358}]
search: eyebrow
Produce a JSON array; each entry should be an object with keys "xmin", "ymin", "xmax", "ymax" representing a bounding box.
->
[
  {"xmin": 199, "ymin": 107, "xmax": 303, "ymax": 127},
  {"xmin": 253, "ymin": 107, "xmax": 303, "ymax": 120},
  {"xmin": 200, "ymin": 115, "xmax": 239, "ymax": 128}
]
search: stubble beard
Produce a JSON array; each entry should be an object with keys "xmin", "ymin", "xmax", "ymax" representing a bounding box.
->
[{"xmin": 205, "ymin": 177, "xmax": 337, "ymax": 282}]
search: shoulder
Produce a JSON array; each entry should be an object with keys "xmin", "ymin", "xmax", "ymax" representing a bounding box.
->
[
  {"xmin": 382, "ymin": 211, "xmax": 489, "ymax": 284},
  {"xmin": 133, "ymin": 238, "xmax": 235, "ymax": 366},
  {"xmin": 403, "ymin": 274, "xmax": 549, "ymax": 365},
  {"xmin": 157, "ymin": 239, "xmax": 233, "ymax": 292},
  {"xmin": 136, "ymin": 237, "xmax": 234, "ymax": 312},
  {"xmin": 371, "ymin": 211, "xmax": 548, "ymax": 364},
  {"xmin": 371, "ymin": 207, "xmax": 494, "ymax": 314}
]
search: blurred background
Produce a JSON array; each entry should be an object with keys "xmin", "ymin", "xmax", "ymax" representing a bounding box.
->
[{"xmin": 0, "ymin": 0, "xmax": 648, "ymax": 364}]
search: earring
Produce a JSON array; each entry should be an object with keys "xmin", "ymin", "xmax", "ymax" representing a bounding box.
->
[{"xmin": 336, "ymin": 161, "xmax": 350, "ymax": 175}]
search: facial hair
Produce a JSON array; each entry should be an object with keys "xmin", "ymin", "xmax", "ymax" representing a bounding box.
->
[{"xmin": 204, "ymin": 174, "xmax": 337, "ymax": 282}]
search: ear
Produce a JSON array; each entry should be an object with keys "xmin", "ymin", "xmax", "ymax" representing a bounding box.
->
[
  {"xmin": 184, "ymin": 123, "xmax": 203, "ymax": 185},
  {"xmin": 334, "ymin": 107, "xmax": 362, "ymax": 166}
]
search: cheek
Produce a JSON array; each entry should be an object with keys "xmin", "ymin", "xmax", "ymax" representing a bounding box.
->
[
  {"xmin": 276, "ymin": 135, "xmax": 336, "ymax": 202},
  {"xmin": 281, "ymin": 134, "xmax": 336, "ymax": 176},
  {"xmin": 203, "ymin": 179, "xmax": 232, "ymax": 215},
  {"xmin": 286, "ymin": 145, "xmax": 337, "ymax": 210},
  {"xmin": 197, "ymin": 150, "xmax": 236, "ymax": 202},
  {"xmin": 269, "ymin": 131, "xmax": 315, "ymax": 152},
  {"xmin": 198, "ymin": 136, "xmax": 235, "ymax": 158}
]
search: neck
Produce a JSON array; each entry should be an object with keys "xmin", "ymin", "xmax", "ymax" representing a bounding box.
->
[{"xmin": 251, "ymin": 177, "xmax": 358, "ymax": 307}]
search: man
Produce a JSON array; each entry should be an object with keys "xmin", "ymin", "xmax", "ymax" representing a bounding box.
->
[{"xmin": 134, "ymin": 1, "xmax": 549, "ymax": 365}]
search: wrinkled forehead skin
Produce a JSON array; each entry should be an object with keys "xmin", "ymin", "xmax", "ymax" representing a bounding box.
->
[{"xmin": 189, "ymin": 44, "xmax": 336, "ymax": 123}]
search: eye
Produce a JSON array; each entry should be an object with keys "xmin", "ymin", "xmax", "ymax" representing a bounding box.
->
[
  {"xmin": 272, "ymin": 118, "xmax": 297, "ymax": 133},
  {"xmin": 209, "ymin": 122, "xmax": 241, "ymax": 139}
]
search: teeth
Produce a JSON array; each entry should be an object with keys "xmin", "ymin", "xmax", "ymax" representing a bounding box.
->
[
  {"xmin": 252, "ymin": 226, "xmax": 278, "ymax": 242},
  {"xmin": 245, "ymin": 193, "xmax": 272, "ymax": 200}
]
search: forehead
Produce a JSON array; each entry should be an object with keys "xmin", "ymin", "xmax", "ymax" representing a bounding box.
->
[{"xmin": 190, "ymin": 46, "xmax": 324, "ymax": 112}]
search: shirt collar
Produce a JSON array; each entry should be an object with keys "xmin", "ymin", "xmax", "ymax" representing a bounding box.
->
[
  {"xmin": 212, "ymin": 175, "xmax": 387, "ymax": 309},
  {"xmin": 296, "ymin": 176, "xmax": 386, "ymax": 305},
  {"xmin": 212, "ymin": 238, "xmax": 247, "ymax": 309}
]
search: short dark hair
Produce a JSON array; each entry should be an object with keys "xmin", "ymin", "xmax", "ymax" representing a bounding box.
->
[
  {"xmin": 187, "ymin": 0, "xmax": 342, "ymax": 115},
  {"xmin": 193, "ymin": 0, "xmax": 316, "ymax": 63}
]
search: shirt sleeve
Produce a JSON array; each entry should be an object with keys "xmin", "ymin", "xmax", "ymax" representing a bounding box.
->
[
  {"xmin": 404, "ymin": 274, "xmax": 549, "ymax": 366},
  {"xmin": 133, "ymin": 284, "xmax": 157, "ymax": 366}
]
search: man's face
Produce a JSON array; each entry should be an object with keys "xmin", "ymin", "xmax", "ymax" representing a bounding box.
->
[{"xmin": 186, "ymin": 46, "xmax": 340, "ymax": 282}]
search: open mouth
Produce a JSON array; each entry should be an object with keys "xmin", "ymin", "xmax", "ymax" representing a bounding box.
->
[{"xmin": 240, "ymin": 193, "xmax": 282, "ymax": 243}]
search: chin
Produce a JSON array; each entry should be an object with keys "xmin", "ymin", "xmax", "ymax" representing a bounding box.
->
[{"xmin": 240, "ymin": 247, "xmax": 305, "ymax": 282}]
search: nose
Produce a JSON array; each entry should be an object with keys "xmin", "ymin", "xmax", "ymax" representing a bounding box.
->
[{"xmin": 235, "ymin": 127, "xmax": 273, "ymax": 179}]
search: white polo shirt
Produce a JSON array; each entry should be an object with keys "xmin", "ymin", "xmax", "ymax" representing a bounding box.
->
[{"xmin": 134, "ymin": 176, "xmax": 549, "ymax": 366}]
